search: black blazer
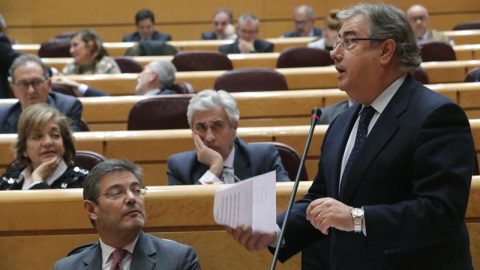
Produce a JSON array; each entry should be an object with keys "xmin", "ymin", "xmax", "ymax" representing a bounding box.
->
[
  {"xmin": 219, "ymin": 39, "xmax": 274, "ymax": 54},
  {"xmin": 274, "ymin": 75, "xmax": 475, "ymax": 269},
  {"xmin": 282, "ymin": 27, "xmax": 323, "ymax": 38},
  {"xmin": 201, "ymin": 31, "xmax": 217, "ymax": 40},
  {"xmin": 0, "ymin": 34, "xmax": 21, "ymax": 99},
  {"xmin": 122, "ymin": 31, "xmax": 171, "ymax": 42},
  {"xmin": 0, "ymin": 92, "xmax": 83, "ymax": 133}
]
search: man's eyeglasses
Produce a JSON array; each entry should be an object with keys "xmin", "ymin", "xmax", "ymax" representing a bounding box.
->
[
  {"xmin": 13, "ymin": 79, "xmax": 46, "ymax": 91},
  {"xmin": 408, "ymin": 16, "xmax": 428, "ymax": 23},
  {"xmin": 333, "ymin": 37, "xmax": 387, "ymax": 51},
  {"xmin": 99, "ymin": 186, "xmax": 147, "ymax": 201}
]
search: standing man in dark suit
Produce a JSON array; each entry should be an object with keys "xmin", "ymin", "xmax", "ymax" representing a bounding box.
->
[
  {"xmin": 0, "ymin": 14, "xmax": 21, "ymax": 99},
  {"xmin": 167, "ymin": 89, "xmax": 289, "ymax": 185},
  {"xmin": 201, "ymin": 8, "xmax": 236, "ymax": 40},
  {"xmin": 135, "ymin": 60, "xmax": 178, "ymax": 95},
  {"xmin": 227, "ymin": 3, "xmax": 474, "ymax": 269},
  {"xmin": 281, "ymin": 5, "xmax": 323, "ymax": 38},
  {"xmin": 53, "ymin": 159, "xmax": 200, "ymax": 270},
  {"xmin": 219, "ymin": 13, "xmax": 274, "ymax": 54},
  {"xmin": 0, "ymin": 54, "xmax": 83, "ymax": 133},
  {"xmin": 122, "ymin": 9, "xmax": 172, "ymax": 42}
]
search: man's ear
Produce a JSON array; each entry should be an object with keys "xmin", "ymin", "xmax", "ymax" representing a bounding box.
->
[
  {"xmin": 232, "ymin": 122, "xmax": 238, "ymax": 136},
  {"xmin": 83, "ymin": 200, "xmax": 98, "ymax": 221},
  {"xmin": 380, "ymin": 39, "xmax": 396, "ymax": 65}
]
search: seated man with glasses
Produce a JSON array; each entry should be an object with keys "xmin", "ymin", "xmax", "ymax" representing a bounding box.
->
[
  {"xmin": 281, "ymin": 5, "xmax": 323, "ymax": 38},
  {"xmin": 167, "ymin": 89, "xmax": 290, "ymax": 185},
  {"xmin": 219, "ymin": 13, "xmax": 274, "ymax": 54},
  {"xmin": 53, "ymin": 159, "xmax": 200, "ymax": 270},
  {"xmin": 406, "ymin": 5, "xmax": 448, "ymax": 42},
  {"xmin": 0, "ymin": 54, "xmax": 83, "ymax": 133}
]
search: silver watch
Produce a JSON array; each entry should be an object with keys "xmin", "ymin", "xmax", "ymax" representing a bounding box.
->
[{"xmin": 351, "ymin": 208, "xmax": 364, "ymax": 233}]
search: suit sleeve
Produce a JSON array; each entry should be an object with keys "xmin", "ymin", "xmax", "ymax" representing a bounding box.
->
[
  {"xmin": 265, "ymin": 145, "xmax": 290, "ymax": 182},
  {"xmin": 167, "ymin": 156, "xmax": 185, "ymax": 185},
  {"xmin": 85, "ymin": 87, "xmax": 109, "ymax": 97},
  {"xmin": 363, "ymin": 102, "xmax": 473, "ymax": 250},
  {"xmin": 179, "ymin": 245, "xmax": 201, "ymax": 270}
]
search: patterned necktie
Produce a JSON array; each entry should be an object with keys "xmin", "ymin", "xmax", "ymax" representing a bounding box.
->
[
  {"xmin": 339, "ymin": 106, "xmax": 376, "ymax": 199},
  {"xmin": 222, "ymin": 166, "xmax": 238, "ymax": 184},
  {"xmin": 110, "ymin": 249, "xmax": 128, "ymax": 270}
]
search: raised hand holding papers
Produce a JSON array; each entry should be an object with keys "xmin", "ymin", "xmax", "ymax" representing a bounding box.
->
[{"xmin": 213, "ymin": 170, "xmax": 276, "ymax": 233}]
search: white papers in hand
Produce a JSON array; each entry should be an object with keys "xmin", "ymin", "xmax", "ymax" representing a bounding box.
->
[{"xmin": 213, "ymin": 170, "xmax": 276, "ymax": 233}]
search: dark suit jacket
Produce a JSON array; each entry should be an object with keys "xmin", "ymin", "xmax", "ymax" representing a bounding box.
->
[
  {"xmin": 274, "ymin": 75, "xmax": 474, "ymax": 269},
  {"xmin": 122, "ymin": 31, "xmax": 172, "ymax": 42},
  {"xmin": 53, "ymin": 231, "xmax": 200, "ymax": 270},
  {"xmin": 0, "ymin": 92, "xmax": 83, "ymax": 133},
  {"xmin": 0, "ymin": 34, "xmax": 21, "ymax": 99},
  {"xmin": 153, "ymin": 88, "xmax": 177, "ymax": 95},
  {"xmin": 167, "ymin": 137, "xmax": 290, "ymax": 185},
  {"xmin": 219, "ymin": 39, "xmax": 274, "ymax": 54},
  {"xmin": 282, "ymin": 28, "xmax": 323, "ymax": 38},
  {"xmin": 318, "ymin": 100, "xmax": 350, "ymax": 125},
  {"xmin": 201, "ymin": 31, "xmax": 217, "ymax": 40}
]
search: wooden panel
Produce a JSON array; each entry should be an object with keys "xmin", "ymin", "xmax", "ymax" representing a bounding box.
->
[{"xmin": 0, "ymin": 182, "xmax": 310, "ymax": 270}]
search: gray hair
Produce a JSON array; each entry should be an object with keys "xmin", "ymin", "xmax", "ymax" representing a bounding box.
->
[
  {"xmin": 294, "ymin": 5, "xmax": 315, "ymax": 19},
  {"xmin": 83, "ymin": 159, "xmax": 143, "ymax": 204},
  {"xmin": 9, "ymin": 54, "xmax": 51, "ymax": 84},
  {"xmin": 187, "ymin": 90, "xmax": 240, "ymax": 128},
  {"xmin": 214, "ymin": 8, "xmax": 233, "ymax": 24},
  {"xmin": 237, "ymin": 13, "xmax": 259, "ymax": 28},
  {"xmin": 338, "ymin": 3, "xmax": 421, "ymax": 72},
  {"xmin": 0, "ymin": 14, "xmax": 5, "ymax": 32},
  {"xmin": 147, "ymin": 60, "xmax": 177, "ymax": 88}
]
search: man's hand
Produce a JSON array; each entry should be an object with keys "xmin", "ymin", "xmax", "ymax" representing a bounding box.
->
[
  {"xmin": 238, "ymin": 39, "xmax": 255, "ymax": 53},
  {"xmin": 31, "ymin": 157, "xmax": 62, "ymax": 183},
  {"xmin": 193, "ymin": 132, "xmax": 223, "ymax": 177},
  {"xmin": 306, "ymin": 197, "xmax": 354, "ymax": 235},
  {"xmin": 227, "ymin": 226, "xmax": 276, "ymax": 251}
]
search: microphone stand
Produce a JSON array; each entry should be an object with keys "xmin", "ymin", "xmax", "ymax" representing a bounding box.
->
[{"xmin": 269, "ymin": 108, "xmax": 322, "ymax": 270}]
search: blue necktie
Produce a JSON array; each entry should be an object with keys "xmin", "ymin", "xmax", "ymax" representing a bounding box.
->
[{"xmin": 339, "ymin": 106, "xmax": 376, "ymax": 199}]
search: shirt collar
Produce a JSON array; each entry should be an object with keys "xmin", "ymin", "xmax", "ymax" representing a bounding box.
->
[
  {"xmin": 367, "ymin": 75, "xmax": 407, "ymax": 114},
  {"xmin": 223, "ymin": 146, "xmax": 235, "ymax": 169}
]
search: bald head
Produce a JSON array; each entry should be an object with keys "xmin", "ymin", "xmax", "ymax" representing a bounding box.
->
[{"xmin": 406, "ymin": 5, "xmax": 430, "ymax": 38}]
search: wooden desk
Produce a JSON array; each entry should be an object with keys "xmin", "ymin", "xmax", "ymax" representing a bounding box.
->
[
  {"xmin": 59, "ymin": 60, "xmax": 480, "ymax": 95},
  {"xmin": 41, "ymin": 44, "xmax": 480, "ymax": 73},
  {"xmin": 13, "ymin": 30, "xmax": 480, "ymax": 56},
  {"xmin": 0, "ymin": 178, "xmax": 479, "ymax": 270},
  {"xmin": 0, "ymin": 182, "xmax": 309, "ymax": 270}
]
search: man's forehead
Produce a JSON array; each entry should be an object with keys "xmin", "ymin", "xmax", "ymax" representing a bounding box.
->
[
  {"xmin": 99, "ymin": 171, "xmax": 139, "ymax": 187},
  {"xmin": 15, "ymin": 61, "xmax": 44, "ymax": 77},
  {"xmin": 339, "ymin": 16, "xmax": 367, "ymax": 37}
]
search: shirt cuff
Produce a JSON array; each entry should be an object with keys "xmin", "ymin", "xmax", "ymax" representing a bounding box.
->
[
  {"xmin": 77, "ymin": 83, "xmax": 88, "ymax": 97},
  {"xmin": 198, "ymin": 170, "xmax": 222, "ymax": 185}
]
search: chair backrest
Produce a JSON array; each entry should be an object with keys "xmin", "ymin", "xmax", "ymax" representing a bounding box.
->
[
  {"xmin": 127, "ymin": 96, "xmax": 191, "ymax": 130},
  {"xmin": 38, "ymin": 39, "xmax": 71, "ymax": 58},
  {"xmin": 172, "ymin": 51, "xmax": 233, "ymax": 71},
  {"xmin": 6, "ymin": 150, "xmax": 105, "ymax": 172},
  {"xmin": 276, "ymin": 47, "xmax": 334, "ymax": 68},
  {"xmin": 114, "ymin": 57, "xmax": 143, "ymax": 73},
  {"xmin": 250, "ymin": 142, "xmax": 309, "ymax": 181},
  {"xmin": 410, "ymin": 66, "xmax": 430, "ymax": 84},
  {"xmin": 465, "ymin": 67, "xmax": 480, "ymax": 82},
  {"xmin": 453, "ymin": 20, "xmax": 480, "ymax": 30},
  {"xmin": 214, "ymin": 68, "xmax": 288, "ymax": 92},
  {"xmin": 74, "ymin": 150, "xmax": 106, "ymax": 171},
  {"xmin": 78, "ymin": 118, "xmax": 90, "ymax": 132},
  {"xmin": 171, "ymin": 82, "xmax": 195, "ymax": 94},
  {"xmin": 418, "ymin": 40, "xmax": 456, "ymax": 62},
  {"xmin": 51, "ymin": 83, "xmax": 77, "ymax": 97}
]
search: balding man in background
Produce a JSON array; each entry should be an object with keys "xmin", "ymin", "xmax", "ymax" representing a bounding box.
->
[{"xmin": 282, "ymin": 5, "xmax": 323, "ymax": 38}]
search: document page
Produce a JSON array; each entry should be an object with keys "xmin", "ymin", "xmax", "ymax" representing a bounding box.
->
[{"xmin": 213, "ymin": 170, "xmax": 276, "ymax": 232}]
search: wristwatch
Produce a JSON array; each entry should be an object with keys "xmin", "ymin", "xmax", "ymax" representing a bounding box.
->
[{"xmin": 351, "ymin": 207, "xmax": 364, "ymax": 233}]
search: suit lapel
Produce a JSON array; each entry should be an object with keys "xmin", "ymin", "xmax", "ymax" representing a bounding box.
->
[
  {"xmin": 232, "ymin": 138, "xmax": 252, "ymax": 180},
  {"xmin": 5, "ymin": 103, "xmax": 21, "ymax": 133},
  {"xmin": 328, "ymin": 103, "xmax": 362, "ymax": 198},
  {"xmin": 341, "ymin": 77, "xmax": 413, "ymax": 203},
  {"xmin": 131, "ymin": 232, "xmax": 157, "ymax": 270},
  {"xmin": 82, "ymin": 242, "xmax": 102, "ymax": 270}
]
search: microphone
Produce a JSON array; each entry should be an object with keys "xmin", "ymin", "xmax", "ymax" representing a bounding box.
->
[{"xmin": 270, "ymin": 108, "xmax": 322, "ymax": 270}]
